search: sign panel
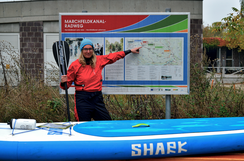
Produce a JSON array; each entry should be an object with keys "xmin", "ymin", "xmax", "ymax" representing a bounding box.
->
[{"xmin": 59, "ymin": 13, "xmax": 190, "ymax": 94}]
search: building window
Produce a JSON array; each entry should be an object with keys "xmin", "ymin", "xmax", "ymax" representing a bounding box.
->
[
  {"xmin": 226, "ymin": 49, "xmax": 233, "ymax": 67},
  {"xmin": 44, "ymin": 33, "xmax": 59, "ymax": 86},
  {"xmin": 0, "ymin": 33, "xmax": 20, "ymax": 86}
]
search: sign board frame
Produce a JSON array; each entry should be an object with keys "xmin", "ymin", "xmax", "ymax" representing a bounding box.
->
[{"xmin": 59, "ymin": 12, "xmax": 190, "ymax": 95}]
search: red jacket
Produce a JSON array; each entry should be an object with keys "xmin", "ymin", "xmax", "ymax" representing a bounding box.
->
[{"xmin": 60, "ymin": 51, "xmax": 125, "ymax": 92}]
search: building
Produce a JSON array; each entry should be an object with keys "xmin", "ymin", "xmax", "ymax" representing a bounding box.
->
[
  {"xmin": 0, "ymin": 0, "xmax": 203, "ymax": 85},
  {"xmin": 204, "ymin": 37, "xmax": 244, "ymax": 74}
]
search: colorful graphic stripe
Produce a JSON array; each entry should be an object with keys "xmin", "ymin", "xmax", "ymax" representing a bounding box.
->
[
  {"xmin": 148, "ymin": 19, "xmax": 188, "ymax": 33},
  {"xmin": 122, "ymin": 15, "xmax": 188, "ymax": 33},
  {"xmin": 106, "ymin": 15, "xmax": 169, "ymax": 32},
  {"xmin": 103, "ymin": 85, "xmax": 187, "ymax": 88}
]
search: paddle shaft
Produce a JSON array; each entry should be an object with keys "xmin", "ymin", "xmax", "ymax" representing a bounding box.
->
[
  {"xmin": 63, "ymin": 83, "xmax": 70, "ymax": 121},
  {"xmin": 58, "ymin": 41, "xmax": 71, "ymax": 121}
]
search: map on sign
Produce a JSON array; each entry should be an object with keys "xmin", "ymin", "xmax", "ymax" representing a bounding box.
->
[
  {"xmin": 125, "ymin": 38, "xmax": 183, "ymax": 66},
  {"xmin": 124, "ymin": 38, "xmax": 184, "ymax": 81}
]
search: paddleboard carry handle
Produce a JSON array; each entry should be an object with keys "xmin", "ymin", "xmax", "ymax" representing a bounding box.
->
[{"xmin": 132, "ymin": 123, "xmax": 150, "ymax": 128}]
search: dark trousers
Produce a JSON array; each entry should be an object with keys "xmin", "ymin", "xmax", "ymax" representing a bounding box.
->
[{"xmin": 75, "ymin": 91, "xmax": 112, "ymax": 121}]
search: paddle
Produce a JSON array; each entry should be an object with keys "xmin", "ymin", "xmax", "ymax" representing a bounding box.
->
[{"xmin": 52, "ymin": 41, "xmax": 71, "ymax": 121}]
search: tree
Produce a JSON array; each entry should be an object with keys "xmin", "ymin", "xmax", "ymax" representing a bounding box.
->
[
  {"xmin": 203, "ymin": 22, "xmax": 224, "ymax": 38},
  {"xmin": 214, "ymin": 4, "xmax": 244, "ymax": 51},
  {"xmin": 240, "ymin": 0, "xmax": 244, "ymax": 13}
]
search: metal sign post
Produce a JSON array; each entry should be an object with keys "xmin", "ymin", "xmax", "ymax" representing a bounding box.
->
[
  {"xmin": 165, "ymin": 95, "xmax": 171, "ymax": 119},
  {"xmin": 165, "ymin": 8, "xmax": 171, "ymax": 119}
]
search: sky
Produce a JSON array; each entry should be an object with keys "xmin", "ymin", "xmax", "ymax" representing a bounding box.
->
[
  {"xmin": 0, "ymin": 0, "xmax": 241, "ymax": 27},
  {"xmin": 203, "ymin": 0, "xmax": 241, "ymax": 26}
]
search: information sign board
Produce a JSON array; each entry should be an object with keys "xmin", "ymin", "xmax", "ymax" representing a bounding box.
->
[{"xmin": 59, "ymin": 13, "xmax": 190, "ymax": 94}]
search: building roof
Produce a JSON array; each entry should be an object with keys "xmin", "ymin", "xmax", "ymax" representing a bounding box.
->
[{"xmin": 203, "ymin": 37, "xmax": 227, "ymax": 47}]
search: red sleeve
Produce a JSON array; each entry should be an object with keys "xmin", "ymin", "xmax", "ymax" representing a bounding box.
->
[
  {"xmin": 59, "ymin": 61, "xmax": 77, "ymax": 90},
  {"xmin": 100, "ymin": 51, "xmax": 125, "ymax": 67}
]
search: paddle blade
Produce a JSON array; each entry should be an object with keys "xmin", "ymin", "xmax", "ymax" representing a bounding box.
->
[{"xmin": 52, "ymin": 41, "xmax": 70, "ymax": 75}]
